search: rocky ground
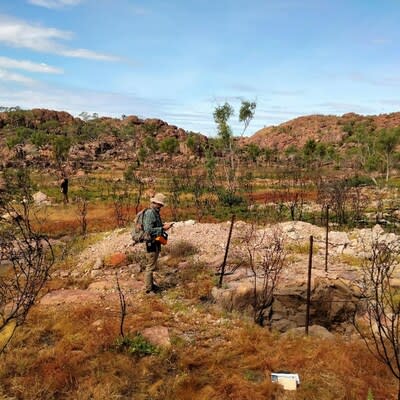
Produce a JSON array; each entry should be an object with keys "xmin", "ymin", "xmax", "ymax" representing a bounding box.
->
[{"xmin": 43, "ymin": 219, "xmax": 400, "ymax": 338}]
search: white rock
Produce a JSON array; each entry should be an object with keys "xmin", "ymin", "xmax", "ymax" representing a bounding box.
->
[
  {"xmin": 33, "ymin": 191, "xmax": 50, "ymax": 205},
  {"xmin": 329, "ymin": 231, "xmax": 350, "ymax": 247},
  {"xmin": 372, "ymin": 224, "xmax": 385, "ymax": 236}
]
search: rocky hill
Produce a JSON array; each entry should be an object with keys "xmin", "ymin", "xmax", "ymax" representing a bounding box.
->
[
  {"xmin": 2, "ymin": 108, "xmax": 400, "ymax": 172},
  {"xmin": 247, "ymin": 111, "xmax": 400, "ymax": 150},
  {"xmin": 0, "ymin": 108, "xmax": 207, "ymax": 172}
]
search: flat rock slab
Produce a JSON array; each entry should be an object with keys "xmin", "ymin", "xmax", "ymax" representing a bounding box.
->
[
  {"xmin": 142, "ymin": 326, "xmax": 171, "ymax": 347},
  {"xmin": 40, "ymin": 289, "xmax": 103, "ymax": 305},
  {"xmin": 88, "ymin": 279, "xmax": 144, "ymax": 292}
]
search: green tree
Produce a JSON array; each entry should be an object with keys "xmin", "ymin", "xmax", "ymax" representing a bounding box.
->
[
  {"xmin": 239, "ymin": 101, "xmax": 257, "ymax": 136},
  {"xmin": 344, "ymin": 122, "xmax": 380, "ymax": 181},
  {"xmin": 78, "ymin": 111, "xmax": 98, "ymax": 122},
  {"xmin": 245, "ymin": 143, "xmax": 262, "ymax": 163},
  {"xmin": 52, "ymin": 135, "xmax": 72, "ymax": 165},
  {"xmin": 6, "ymin": 127, "xmax": 33, "ymax": 149},
  {"xmin": 376, "ymin": 128, "xmax": 400, "ymax": 182},
  {"xmin": 263, "ymin": 146, "xmax": 274, "ymax": 165},
  {"xmin": 205, "ymin": 149, "xmax": 217, "ymax": 187},
  {"xmin": 213, "ymin": 100, "xmax": 256, "ymax": 196},
  {"xmin": 303, "ymin": 138, "xmax": 317, "ymax": 158}
]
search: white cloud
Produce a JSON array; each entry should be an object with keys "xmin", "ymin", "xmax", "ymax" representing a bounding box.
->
[
  {"xmin": 349, "ymin": 72, "xmax": 400, "ymax": 87},
  {"xmin": 61, "ymin": 48, "xmax": 118, "ymax": 61},
  {"xmin": 0, "ymin": 69, "xmax": 36, "ymax": 85},
  {"xmin": 28, "ymin": 0, "xmax": 82, "ymax": 9},
  {"xmin": 0, "ymin": 15, "xmax": 120, "ymax": 61},
  {"xmin": 0, "ymin": 56, "xmax": 63, "ymax": 74}
]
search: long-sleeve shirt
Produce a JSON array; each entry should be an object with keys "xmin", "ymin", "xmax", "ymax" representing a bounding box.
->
[{"xmin": 142, "ymin": 207, "xmax": 163, "ymax": 238}]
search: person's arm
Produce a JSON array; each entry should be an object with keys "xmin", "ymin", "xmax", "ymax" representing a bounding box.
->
[
  {"xmin": 163, "ymin": 222, "xmax": 174, "ymax": 231},
  {"xmin": 143, "ymin": 209, "xmax": 163, "ymax": 237}
]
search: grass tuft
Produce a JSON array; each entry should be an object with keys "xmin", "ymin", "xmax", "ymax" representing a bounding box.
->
[{"xmin": 114, "ymin": 333, "xmax": 159, "ymax": 357}]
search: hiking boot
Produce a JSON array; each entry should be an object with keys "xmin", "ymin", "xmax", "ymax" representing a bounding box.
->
[
  {"xmin": 145, "ymin": 284, "xmax": 161, "ymax": 294},
  {"xmin": 151, "ymin": 284, "xmax": 161, "ymax": 293}
]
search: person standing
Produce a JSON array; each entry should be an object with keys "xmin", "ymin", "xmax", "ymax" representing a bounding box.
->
[
  {"xmin": 142, "ymin": 193, "xmax": 173, "ymax": 293},
  {"xmin": 60, "ymin": 177, "xmax": 69, "ymax": 204}
]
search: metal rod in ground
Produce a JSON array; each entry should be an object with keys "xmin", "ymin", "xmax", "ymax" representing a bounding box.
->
[
  {"xmin": 325, "ymin": 205, "xmax": 329, "ymax": 273},
  {"xmin": 218, "ymin": 214, "xmax": 236, "ymax": 288},
  {"xmin": 305, "ymin": 235, "xmax": 313, "ymax": 335}
]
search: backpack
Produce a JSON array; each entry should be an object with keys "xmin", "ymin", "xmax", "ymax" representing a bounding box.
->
[{"xmin": 131, "ymin": 208, "xmax": 152, "ymax": 244}]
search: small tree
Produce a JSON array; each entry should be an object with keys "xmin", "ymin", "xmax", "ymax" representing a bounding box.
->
[
  {"xmin": 137, "ymin": 146, "xmax": 148, "ymax": 164},
  {"xmin": 52, "ymin": 135, "xmax": 72, "ymax": 167},
  {"xmin": 354, "ymin": 239, "xmax": 400, "ymax": 400},
  {"xmin": 0, "ymin": 168, "xmax": 54, "ymax": 353},
  {"xmin": 376, "ymin": 128, "xmax": 400, "ymax": 182},
  {"xmin": 115, "ymin": 272, "xmax": 127, "ymax": 338},
  {"xmin": 168, "ymin": 175, "xmax": 182, "ymax": 221},
  {"xmin": 124, "ymin": 165, "xmax": 145, "ymax": 214},
  {"xmin": 245, "ymin": 143, "xmax": 262, "ymax": 164},
  {"xmin": 75, "ymin": 180, "xmax": 90, "ymax": 236},
  {"xmin": 110, "ymin": 180, "xmax": 134, "ymax": 227},
  {"xmin": 238, "ymin": 225, "xmax": 286, "ymax": 326},
  {"xmin": 317, "ymin": 178, "xmax": 351, "ymax": 225}
]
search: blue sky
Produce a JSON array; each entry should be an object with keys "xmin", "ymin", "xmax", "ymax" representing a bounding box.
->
[{"xmin": 0, "ymin": 0, "xmax": 399, "ymax": 136}]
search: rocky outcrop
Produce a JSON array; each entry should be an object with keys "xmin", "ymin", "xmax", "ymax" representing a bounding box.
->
[
  {"xmin": 0, "ymin": 108, "xmax": 208, "ymax": 172},
  {"xmin": 247, "ymin": 111, "xmax": 400, "ymax": 150},
  {"xmin": 211, "ymin": 274, "xmax": 360, "ymax": 333}
]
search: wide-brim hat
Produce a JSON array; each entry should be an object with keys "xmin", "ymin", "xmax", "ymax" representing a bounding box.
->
[{"xmin": 150, "ymin": 193, "xmax": 167, "ymax": 206}]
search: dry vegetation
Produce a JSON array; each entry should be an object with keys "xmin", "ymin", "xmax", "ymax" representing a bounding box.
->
[
  {"xmin": 1, "ymin": 179, "xmax": 400, "ymax": 398},
  {"xmin": 0, "ymin": 295, "xmax": 395, "ymax": 400},
  {"xmin": 0, "ymin": 193, "xmax": 399, "ymax": 398}
]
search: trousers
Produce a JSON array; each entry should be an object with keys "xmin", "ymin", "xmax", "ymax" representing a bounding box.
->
[{"xmin": 144, "ymin": 243, "xmax": 161, "ymax": 291}]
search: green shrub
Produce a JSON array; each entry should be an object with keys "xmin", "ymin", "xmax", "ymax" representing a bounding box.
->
[
  {"xmin": 6, "ymin": 127, "xmax": 33, "ymax": 149},
  {"xmin": 345, "ymin": 175, "xmax": 375, "ymax": 187},
  {"xmin": 167, "ymin": 240, "xmax": 198, "ymax": 258},
  {"xmin": 160, "ymin": 137, "xmax": 179, "ymax": 155},
  {"xmin": 217, "ymin": 189, "xmax": 244, "ymax": 207},
  {"xmin": 115, "ymin": 333, "xmax": 159, "ymax": 357},
  {"xmin": 138, "ymin": 146, "xmax": 147, "ymax": 162},
  {"xmin": 144, "ymin": 136, "xmax": 159, "ymax": 153},
  {"xmin": 52, "ymin": 135, "xmax": 72, "ymax": 162},
  {"xmin": 31, "ymin": 130, "xmax": 49, "ymax": 148}
]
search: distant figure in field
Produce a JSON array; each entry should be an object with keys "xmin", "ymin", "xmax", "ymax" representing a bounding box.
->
[{"xmin": 60, "ymin": 177, "xmax": 69, "ymax": 204}]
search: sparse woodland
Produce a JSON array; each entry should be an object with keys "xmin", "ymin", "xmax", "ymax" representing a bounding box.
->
[{"xmin": 1, "ymin": 106, "xmax": 400, "ymax": 399}]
